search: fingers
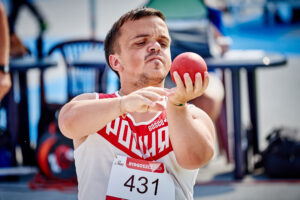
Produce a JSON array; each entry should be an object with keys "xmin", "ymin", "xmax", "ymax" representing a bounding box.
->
[
  {"xmin": 123, "ymin": 86, "xmax": 170, "ymax": 113},
  {"xmin": 170, "ymin": 71, "xmax": 210, "ymax": 102},
  {"xmin": 135, "ymin": 95, "xmax": 165, "ymax": 113},
  {"xmin": 194, "ymin": 72, "xmax": 209, "ymax": 94},
  {"xmin": 143, "ymin": 86, "xmax": 171, "ymax": 97},
  {"xmin": 137, "ymin": 87, "xmax": 170, "ymax": 104},
  {"xmin": 148, "ymin": 101, "xmax": 166, "ymax": 112},
  {"xmin": 140, "ymin": 90, "xmax": 164, "ymax": 103},
  {"xmin": 172, "ymin": 71, "xmax": 184, "ymax": 89},
  {"xmin": 172, "ymin": 71, "xmax": 208, "ymax": 93},
  {"xmin": 184, "ymin": 73, "xmax": 193, "ymax": 94},
  {"xmin": 121, "ymin": 71, "xmax": 210, "ymax": 113},
  {"xmin": 202, "ymin": 72, "xmax": 210, "ymax": 92},
  {"xmin": 193, "ymin": 72, "xmax": 202, "ymax": 93}
]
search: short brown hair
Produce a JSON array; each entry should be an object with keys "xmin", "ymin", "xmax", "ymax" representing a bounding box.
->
[{"xmin": 104, "ymin": 7, "xmax": 165, "ymax": 75}]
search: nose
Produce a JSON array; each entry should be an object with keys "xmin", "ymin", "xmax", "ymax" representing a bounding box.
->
[{"xmin": 148, "ymin": 41, "xmax": 161, "ymax": 53}]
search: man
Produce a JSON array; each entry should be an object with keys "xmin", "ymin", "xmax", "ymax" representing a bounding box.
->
[
  {"xmin": 146, "ymin": 0, "xmax": 226, "ymax": 123},
  {"xmin": 0, "ymin": 2, "xmax": 11, "ymax": 102},
  {"xmin": 59, "ymin": 7, "xmax": 215, "ymax": 200}
]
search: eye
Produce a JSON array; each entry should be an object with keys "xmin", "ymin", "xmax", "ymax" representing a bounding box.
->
[
  {"xmin": 159, "ymin": 41, "xmax": 168, "ymax": 48},
  {"xmin": 135, "ymin": 40, "xmax": 146, "ymax": 46}
]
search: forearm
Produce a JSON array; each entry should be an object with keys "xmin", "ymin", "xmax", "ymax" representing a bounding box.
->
[
  {"xmin": 59, "ymin": 87, "xmax": 169, "ymax": 140},
  {"xmin": 167, "ymin": 103, "xmax": 215, "ymax": 169},
  {"xmin": 0, "ymin": 3, "xmax": 9, "ymax": 64},
  {"xmin": 59, "ymin": 97, "xmax": 123, "ymax": 140}
]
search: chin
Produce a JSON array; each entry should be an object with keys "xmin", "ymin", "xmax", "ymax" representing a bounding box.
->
[
  {"xmin": 150, "ymin": 69, "xmax": 168, "ymax": 78},
  {"xmin": 138, "ymin": 73, "xmax": 165, "ymax": 86}
]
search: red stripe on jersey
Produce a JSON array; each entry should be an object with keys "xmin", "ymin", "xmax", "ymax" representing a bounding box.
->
[
  {"xmin": 106, "ymin": 195, "xmax": 127, "ymax": 200},
  {"xmin": 97, "ymin": 93, "xmax": 173, "ymax": 161}
]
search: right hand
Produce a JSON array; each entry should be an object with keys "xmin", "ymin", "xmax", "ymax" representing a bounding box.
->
[{"xmin": 120, "ymin": 87, "xmax": 172, "ymax": 113}]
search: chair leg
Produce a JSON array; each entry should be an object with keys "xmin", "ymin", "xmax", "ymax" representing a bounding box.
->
[
  {"xmin": 215, "ymin": 70, "xmax": 231, "ymax": 163},
  {"xmin": 215, "ymin": 101, "xmax": 231, "ymax": 163}
]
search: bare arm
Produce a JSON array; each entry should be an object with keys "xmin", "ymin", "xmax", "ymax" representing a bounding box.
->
[
  {"xmin": 167, "ymin": 103, "xmax": 215, "ymax": 169},
  {"xmin": 58, "ymin": 93, "xmax": 124, "ymax": 140},
  {"xmin": 58, "ymin": 87, "xmax": 170, "ymax": 141},
  {"xmin": 0, "ymin": 2, "xmax": 9, "ymax": 64},
  {"xmin": 167, "ymin": 71, "xmax": 215, "ymax": 169},
  {"xmin": 0, "ymin": 2, "xmax": 11, "ymax": 101}
]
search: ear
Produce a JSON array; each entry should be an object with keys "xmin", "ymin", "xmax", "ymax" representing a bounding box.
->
[{"xmin": 109, "ymin": 54, "xmax": 124, "ymax": 72}]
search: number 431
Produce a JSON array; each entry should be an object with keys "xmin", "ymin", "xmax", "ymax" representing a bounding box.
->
[{"xmin": 124, "ymin": 175, "xmax": 159, "ymax": 195}]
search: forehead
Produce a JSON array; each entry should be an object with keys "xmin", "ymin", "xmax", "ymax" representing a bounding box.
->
[{"xmin": 120, "ymin": 16, "xmax": 170, "ymax": 41}]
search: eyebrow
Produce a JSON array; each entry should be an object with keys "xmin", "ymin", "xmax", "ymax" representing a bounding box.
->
[
  {"xmin": 131, "ymin": 34, "xmax": 150, "ymax": 40},
  {"xmin": 131, "ymin": 34, "xmax": 171, "ymax": 43}
]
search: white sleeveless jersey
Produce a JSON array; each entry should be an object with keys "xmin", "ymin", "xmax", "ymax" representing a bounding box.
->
[{"xmin": 74, "ymin": 92, "xmax": 199, "ymax": 200}]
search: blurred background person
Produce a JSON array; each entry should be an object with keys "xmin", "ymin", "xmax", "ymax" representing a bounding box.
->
[
  {"xmin": 8, "ymin": 0, "xmax": 47, "ymax": 58},
  {"xmin": 0, "ymin": 1, "xmax": 11, "ymax": 101}
]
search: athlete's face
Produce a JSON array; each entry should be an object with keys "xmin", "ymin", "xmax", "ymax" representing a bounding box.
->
[{"xmin": 110, "ymin": 16, "xmax": 172, "ymax": 87}]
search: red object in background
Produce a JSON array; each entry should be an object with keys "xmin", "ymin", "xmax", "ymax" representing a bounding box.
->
[{"xmin": 170, "ymin": 52, "xmax": 207, "ymax": 84}]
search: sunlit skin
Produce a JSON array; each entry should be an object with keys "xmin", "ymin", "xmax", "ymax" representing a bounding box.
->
[
  {"xmin": 109, "ymin": 16, "xmax": 172, "ymax": 93},
  {"xmin": 0, "ymin": 3, "xmax": 11, "ymax": 101},
  {"xmin": 58, "ymin": 15, "xmax": 215, "ymax": 170}
]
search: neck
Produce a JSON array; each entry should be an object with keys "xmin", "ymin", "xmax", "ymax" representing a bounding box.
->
[{"xmin": 119, "ymin": 82, "xmax": 165, "ymax": 96}]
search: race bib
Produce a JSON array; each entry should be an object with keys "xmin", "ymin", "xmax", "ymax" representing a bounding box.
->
[{"xmin": 106, "ymin": 155, "xmax": 175, "ymax": 200}]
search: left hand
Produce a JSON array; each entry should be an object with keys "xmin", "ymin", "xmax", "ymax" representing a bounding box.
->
[{"xmin": 167, "ymin": 71, "xmax": 209, "ymax": 106}]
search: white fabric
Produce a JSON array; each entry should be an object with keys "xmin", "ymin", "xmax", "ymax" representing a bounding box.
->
[{"xmin": 74, "ymin": 93, "xmax": 199, "ymax": 200}]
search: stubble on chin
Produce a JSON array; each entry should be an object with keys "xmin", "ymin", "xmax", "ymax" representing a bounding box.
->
[{"xmin": 134, "ymin": 73, "xmax": 165, "ymax": 87}]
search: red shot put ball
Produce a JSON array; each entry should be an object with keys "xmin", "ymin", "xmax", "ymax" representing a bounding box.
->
[{"xmin": 170, "ymin": 52, "xmax": 207, "ymax": 84}]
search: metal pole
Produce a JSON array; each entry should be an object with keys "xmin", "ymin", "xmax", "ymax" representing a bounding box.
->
[{"xmin": 89, "ymin": 0, "xmax": 96, "ymax": 39}]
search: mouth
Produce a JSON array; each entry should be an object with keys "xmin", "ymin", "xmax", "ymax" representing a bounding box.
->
[{"xmin": 146, "ymin": 56, "xmax": 164, "ymax": 64}]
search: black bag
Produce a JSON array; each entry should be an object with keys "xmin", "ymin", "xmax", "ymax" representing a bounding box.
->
[
  {"xmin": 0, "ymin": 129, "xmax": 14, "ymax": 168},
  {"xmin": 262, "ymin": 127, "xmax": 300, "ymax": 178}
]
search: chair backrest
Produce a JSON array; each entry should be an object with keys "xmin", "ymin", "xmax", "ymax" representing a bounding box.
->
[{"xmin": 47, "ymin": 39, "xmax": 107, "ymax": 100}]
